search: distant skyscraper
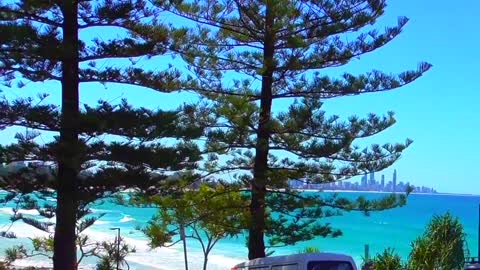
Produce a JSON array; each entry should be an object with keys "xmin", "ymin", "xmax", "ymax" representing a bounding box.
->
[
  {"xmin": 381, "ymin": 175, "xmax": 385, "ymax": 188},
  {"xmin": 369, "ymin": 171, "xmax": 375, "ymax": 186},
  {"xmin": 361, "ymin": 174, "xmax": 368, "ymax": 187},
  {"xmin": 392, "ymin": 169, "xmax": 397, "ymax": 191}
]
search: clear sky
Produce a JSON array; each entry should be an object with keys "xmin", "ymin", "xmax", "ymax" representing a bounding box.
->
[
  {"xmin": 319, "ymin": 0, "xmax": 479, "ymax": 194},
  {"xmin": 1, "ymin": 0, "xmax": 478, "ymax": 194}
]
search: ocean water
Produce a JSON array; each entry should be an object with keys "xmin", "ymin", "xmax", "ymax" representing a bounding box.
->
[{"xmin": 1, "ymin": 192, "xmax": 480, "ymax": 269}]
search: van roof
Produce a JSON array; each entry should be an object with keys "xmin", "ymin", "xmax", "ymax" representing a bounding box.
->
[{"xmin": 234, "ymin": 252, "xmax": 355, "ymax": 267}]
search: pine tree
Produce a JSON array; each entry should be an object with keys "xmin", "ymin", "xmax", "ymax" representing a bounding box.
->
[
  {"xmin": 0, "ymin": 1, "xmax": 202, "ymax": 269},
  {"xmin": 152, "ymin": 0, "xmax": 432, "ymax": 259}
]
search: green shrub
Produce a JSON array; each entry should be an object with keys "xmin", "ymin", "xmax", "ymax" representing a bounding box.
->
[
  {"xmin": 408, "ymin": 213, "xmax": 465, "ymax": 270},
  {"xmin": 361, "ymin": 260, "xmax": 374, "ymax": 270},
  {"xmin": 96, "ymin": 257, "xmax": 114, "ymax": 270},
  {"xmin": 372, "ymin": 248, "xmax": 403, "ymax": 270},
  {"xmin": 4, "ymin": 246, "xmax": 25, "ymax": 263},
  {"xmin": 301, "ymin": 246, "xmax": 320, "ymax": 253}
]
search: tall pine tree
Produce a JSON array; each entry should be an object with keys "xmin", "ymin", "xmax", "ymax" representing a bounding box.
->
[
  {"xmin": 152, "ymin": 0, "xmax": 432, "ymax": 259},
  {"xmin": 0, "ymin": 1, "xmax": 202, "ymax": 269}
]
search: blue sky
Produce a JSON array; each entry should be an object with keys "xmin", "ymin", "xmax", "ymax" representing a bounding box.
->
[
  {"xmin": 320, "ymin": 0, "xmax": 479, "ymax": 194},
  {"xmin": 1, "ymin": 0, "xmax": 479, "ymax": 194}
]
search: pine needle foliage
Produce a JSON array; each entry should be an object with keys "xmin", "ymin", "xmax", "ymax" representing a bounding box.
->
[
  {"xmin": 149, "ymin": 0, "xmax": 431, "ymax": 259},
  {"xmin": 0, "ymin": 1, "xmax": 204, "ymax": 269}
]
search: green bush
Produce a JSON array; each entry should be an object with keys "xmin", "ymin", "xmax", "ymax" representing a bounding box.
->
[
  {"xmin": 301, "ymin": 246, "xmax": 320, "ymax": 253},
  {"xmin": 361, "ymin": 260, "xmax": 374, "ymax": 270},
  {"xmin": 96, "ymin": 257, "xmax": 114, "ymax": 270},
  {"xmin": 94, "ymin": 237, "xmax": 133, "ymax": 270},
  {"xmin": 408, "ymin": 213, "xmax": 465, "ymax": 270},
  {"xmin": 372, "ymin": 248, "xmax": 403, "ymax": 270},
  {"xmin": 4, "ymin": 246, "xmax": 26, "ymax": 263}
]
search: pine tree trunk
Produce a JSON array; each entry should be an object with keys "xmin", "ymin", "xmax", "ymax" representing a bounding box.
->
[
  {"xmin": 54, "ymin": 2, "xmax": 80, "ymax": 269},
  {"xmin": 248, "ymin": 3, "xmax": 274, "ymax": 260}
]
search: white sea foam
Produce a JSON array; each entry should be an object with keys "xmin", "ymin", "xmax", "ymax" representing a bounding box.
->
[
  {"xmin": 123, "ymin": 244, "xmax": 243, "ymax": 270},
  {"xmin": 120, "ymin": 215, "xmax": 135, "ymax": 223},
  {"xmin": 81, "ymin": 228, "xmax": 242, "ymax": 270},
  {"xmin": 0, "ymin": 224, "xmax": 244, "ymax": 270},
  {"xmin": 209, "ymin": 253, "xmax": 244, "ymax": 269},
  {"xmin": 7, "ymin": 257, "xmax": 96, "ymax": 270},
  {"xmin": 0, "ymin": 207, "xmax": 40, "ymax": 216},
  {"xmin": 0, "ymin": 222, "xmax": 50, "ymax": 238},
  {"xmin": 90, "ymin": 208, "xmax": 115, "ymax": 213},
  {"xmin": 0, "ymin": 207, "xmax": 245, "ymax": 270},
  {"xmin": 9, "ymin": 257, "xmax": 53, "ymax": 269},
  {"xmin": 92, "ymin": 220, "xmax": 111, "ymax": 225},
  {"xmin": 142, "ymin": 244, "xmax": 240, "ymax": 269}
]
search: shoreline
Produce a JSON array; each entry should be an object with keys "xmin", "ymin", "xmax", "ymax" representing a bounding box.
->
[
  {"xmin": 0, "ymin": 220, "xmax": 243, "ymax": 270},
  {"xmin": 2, "ymin": 193, "xmax": 480, "ymax": 269}
]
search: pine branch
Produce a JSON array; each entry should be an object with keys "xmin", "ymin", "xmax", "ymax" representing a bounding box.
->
[
  {"xmin": 77, "ymin": 214, "xmax": 106, "ymax": 233},
  {"xmin": 21, "ymin": 217, "xmax": 53, "ymax": 233},
  {"xmin": 0, "ymin": 97, "xmax": 204, "ymax": 140},
  {"xmin": 0, "ymin": 5, "xmax": 62, "ymax": 27}
]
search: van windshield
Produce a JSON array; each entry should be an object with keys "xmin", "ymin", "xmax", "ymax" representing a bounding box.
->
[{"xmin": 307, "ymin": 261, "xmax": 354, "ymax": 270}]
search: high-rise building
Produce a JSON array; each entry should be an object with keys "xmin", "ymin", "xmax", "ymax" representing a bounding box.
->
[
  {"xmin": 361, "ymin": 173, "xmax": 368, "ymax": 188},
  {"xmin": 369, "ymin": 171, "xmax": 375, "ymax": 186},
  {"xmin": 381, "ymin": 174, "xmax": 385, "ymax": 188},
  {"xmin": 392, "ymin": 169, "xmax": 397, "ymax": 191}
]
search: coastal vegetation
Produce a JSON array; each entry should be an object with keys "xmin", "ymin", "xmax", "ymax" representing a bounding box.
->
[
  {"xmin": 362, "ymin": 213, "xmax": 466, "ymax": 270},
  {"xmin": 0, "ymin": 212, "xmax": 468, "ymax": 269},
  {"xmin": 2, "ymin": 232, "xmax": 134, "ymax": 270},
  {"xmin": 0, "ymin": 1, "xmax": 203, "ymax": 269},
  {"xmin": 138, "ymin": 183, "xmax": 246, "ymax": 270},
  {"xmin": 370, "ymin": 248, "xmax": 403, "ymax": 270},
  {"xmin": 1, "ymin": 0, "xmax": 431, "ymax": 269},
  {"xmin": 408, "ymin": 213, "xmax": 465, "ymax": 270},
  {"xmin": 301, "ymin": 247, "xmax": 321, "ymax": 254}
]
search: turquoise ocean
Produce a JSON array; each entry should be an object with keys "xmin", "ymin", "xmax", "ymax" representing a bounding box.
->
[{"xmin": 1, "ymin": 191, "xmax": 480, "ymax": 269}]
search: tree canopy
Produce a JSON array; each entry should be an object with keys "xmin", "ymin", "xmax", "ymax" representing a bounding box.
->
[
  {"xmin": 0, "ymin": 1, "xmax": 203, "ymax": 269},
  {"xmin": 139, "ymin": 183, "xmax": 246, "ymax": 270},
  {"xmin": 148, "ymin": 0, "xmax": 431, "ymax": 259},
  {"xmin": 0, "ymin": 0, "xmax": 432, "ymax": 266}
]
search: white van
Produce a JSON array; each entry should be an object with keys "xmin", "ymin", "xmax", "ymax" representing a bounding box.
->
[
  {"xmin": 466, "ymin": 263, "xmax": 480, "ymax": 269},
  {"xmin": 231, "ymin": 252, "xmax": 357, "ymax": 270}
]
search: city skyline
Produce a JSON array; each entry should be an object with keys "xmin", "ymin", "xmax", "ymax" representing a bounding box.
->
[
  {"xmin": 2, "ymin": 161, "xmax": 437, "ymax": 194},
  {"xmin": 289, "ymin": 169, "xmax": 437, "ymax": 194}
]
